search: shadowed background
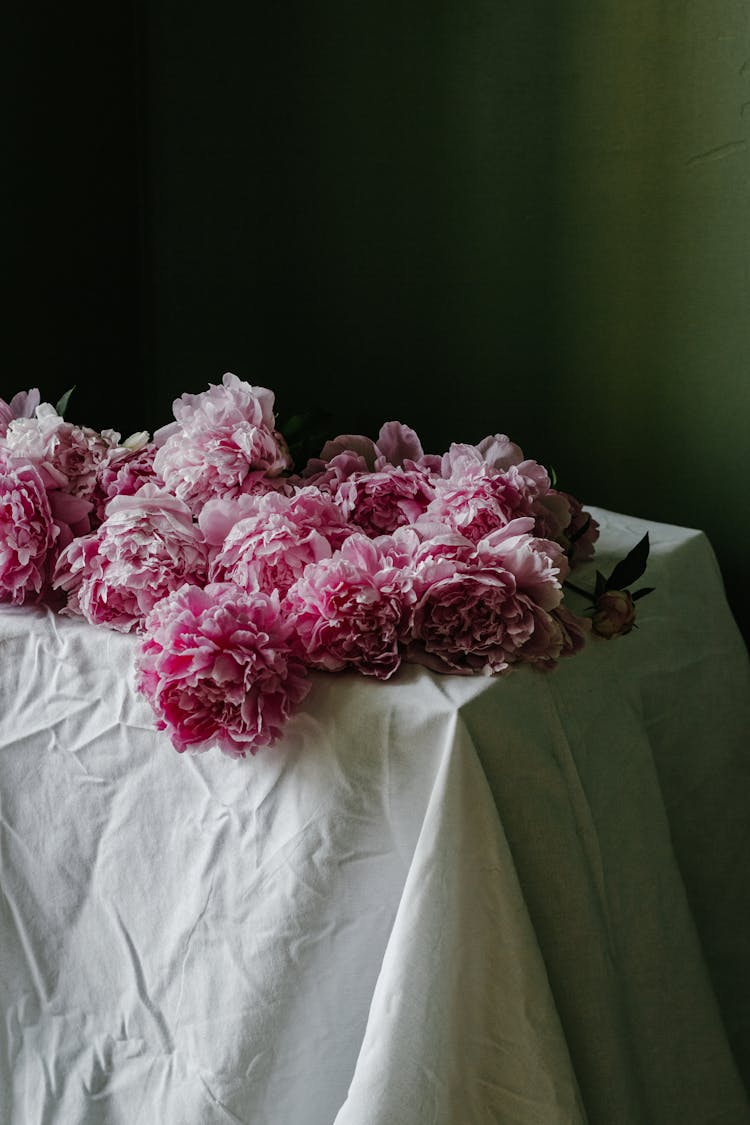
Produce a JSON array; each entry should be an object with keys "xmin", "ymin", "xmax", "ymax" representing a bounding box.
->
[{"xmin": 5, "ymin": 2, "xmax": 749, "ymax": 638}]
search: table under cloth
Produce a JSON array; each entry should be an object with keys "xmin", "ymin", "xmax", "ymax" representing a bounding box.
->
[{"xmin": 1, "ymin": 507, "xmax": 748, "ymax": 1125}]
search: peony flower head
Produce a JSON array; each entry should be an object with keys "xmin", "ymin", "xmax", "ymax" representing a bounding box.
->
[
  {"xmin": 92, "ymin": 442, "xmax": 161, "ymax": 522},
  {"xmin": 407, "ymin": 520, "xmax": 569, "ymax": 674},
  {"xmin": 285, "ymin": 533, "xmax": 415, "ymax": 679},
  {"xmin": 2, "ymin": 402, "xmax": 117, "ymax": 501},
  {"xmin": 334, "ymin": 465, "xmax": 437, "ymax": 536},
  {"xmin": 53, "ymin": 485, "xmax": 208, "ymax": 632},
  {"xmin": 152, "ymin": 372, "xmax": 293, "ymax": 515},
  {"xmin": 0, "ymin": 459, "xmax": 58, "ymax": 604},
  {"xmin": 136, "ymin": 582, "xmax": 310, "ymax": 757},
  {"xmin": 202, "ymin": 487, "xmax": 351, "ymax": 597}
]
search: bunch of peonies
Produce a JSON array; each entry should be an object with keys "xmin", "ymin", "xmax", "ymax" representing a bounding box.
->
[{"xmin": 0, "ymin": 373, "xmax": 605, "ymax": 759}]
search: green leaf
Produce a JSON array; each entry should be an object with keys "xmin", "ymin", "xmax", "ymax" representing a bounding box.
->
[
  {"xmin": 55, "ymin": 385, "xmax": 76, "ymax": 417},
  {"xmin": 605, "ymin": 532, "xmax": 650, "ymax": 592},
  {"xmin": 631, "ymin": 586, "xmax": 655, "ymax": 602},
  {"xmin": 594, "ymin": 570, "xmax": 608, "ymax": 599},
  {"xmin": 548, "ymin": 465, "xmax": 558, "ymax": 487}
]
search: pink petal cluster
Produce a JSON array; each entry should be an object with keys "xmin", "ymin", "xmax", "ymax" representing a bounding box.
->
[
  {"xmin": 92, "ymin": 440, "xmax": 161, "ymax": 522},
  {"xmin": 153, "ymin": 372, "xmax": 293, "ymax": 515},
  {"xmin": 285, "ymin": 534, "xmax": 415, "ymax": 678},
  {"xmin": 334, "ymin": 466, "xmax": 436, "ymax": 535},
  {"xmin": 200, "ymin": 488, "xmax": 351, "ymax": 597},
  {"xmin": 2, "ymin": 403, "xmax": 117, "ymax": 501},
  {"xmin": 53, "ymin": 486, "xmax": 208, "ymax": 632},
  {"xmin": 0, "ymin": 459, "xmax": 58, "ymax": 604},
  {"xmin": 136, "ymin": 582, "xmax": 310, "ymax": 757},
  {"xmin": 0, "ymin": 388, "xmax": 41, "ymax": 437}
]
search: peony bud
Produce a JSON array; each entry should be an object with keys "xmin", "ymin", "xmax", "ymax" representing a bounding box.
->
[{"xmin": 592, "ymin": 589, "xmax": 636, "ymax": 639}]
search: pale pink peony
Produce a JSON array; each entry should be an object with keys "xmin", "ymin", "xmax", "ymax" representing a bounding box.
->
[
  {"xmin": 514, "ymin": 603, "xmax": 591, "ymax": 668},
  {"xmin": 152, "ymin": 372, "xmax": 293, "ymax": 515},
  {"xmin": 334, "ymin": 465, "xmax": 437, "ymax": 536},
  {"xmin": 54, "ymin": 485, "xmax": 208, "ymax": 632},
  {"xmin": 423, "ymin": 464, "xmax": 529, "ymax": 543},
  {"xmin": 135, "ymin": 582, "xmax": 310, "ymax": 757},
  {"xmin": 476, "ymin": 521, "xmax": 568, "ymax": 611},
  {"xmin": 201, "ymin": 487, "xmax": 351, "ymax": 597},
  {"xmin": 0, "ymin": 388, "xmax": 41, "ymax": 438},
  {"xmin": 0, "ymin": 460, "xmax": 58, "ymax": 604},
  {"xmin": 1, "ymin": 403, "xmax": 117, "ymax": 501},
  {"xmin": 92, "ymin": 442, "xmax": 161, "ymax": 522},
  {"xmin": 285, "ymin": 533, "xmax": 415, "ymax": 678}
]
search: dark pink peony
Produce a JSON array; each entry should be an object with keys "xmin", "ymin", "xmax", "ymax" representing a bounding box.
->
[
  {"xmin": 201, "ymin": 487, "xmax": 351, "ymax": 597},
  {"xmin": 285, "ymin": 533, "xmax": 415, "ymax": 678},
  {"xmin": 53, "ymin": 485, "xmax": 208, "ymax": 632},
  {"xmin": 152, "ymin": 373, "xmax": 293, "ymax": 515},
  {"xmin": 0, "ymin": 460, "xmax": 58, "ymax": 604},
  {"xmin": 135, "ymin": 582, "xmax": 310, "ymax": 757},
  {"xmin": 558, "ymin": 491, "xmax": 600, "ymax": 564}
]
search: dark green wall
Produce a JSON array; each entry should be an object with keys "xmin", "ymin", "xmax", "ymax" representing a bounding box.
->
[{"xmin": 5, "ymin": 3, "xmax": 749, "ymax": 637}]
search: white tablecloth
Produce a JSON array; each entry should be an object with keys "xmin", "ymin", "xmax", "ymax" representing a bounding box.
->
[{"xmin": 1, "ymin": 508, "xmax": 749, "ymax": 1124}]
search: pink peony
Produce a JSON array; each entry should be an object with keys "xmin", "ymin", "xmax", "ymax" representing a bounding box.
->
[
  {"xmin": 201, "ymin": 487, "xmax": 351, "ymax": 597},
  {"xmin": 1, "ymin": 403, "xmax": 117, "ymax": 501},
  {"xmin": 285, "ymin": 533, "xmax": 415, "ymax": 678},
  {"xmin": 92, "ymin": 442, "xmax": 161, "ymax": 522},
  {"xmin": 409, "ymin": 556, "xmax": 535, "ymax": 676},
  {"xmin": 0, "ymin": 388, "xmax": 41, "ymax": 438},
  {"xmin": 300, "ymin": 449, "xmax": 371, "ymax": 493},
  {"xmin": 152, "ymin": 373, "xmax": 293, "ymax": 515},
  {"xmin": 0, "ymin": 460, "xmax": 58, "ymax": 604},
  {"xmin": 135, "ymin": 583, "xmax": 310, "ymax": 757},
  {"xmin": 475, "ymin": 521, "xmax": 568, "ymax": 611},
  {"xmin": 406, "ymin": 520, "xmax": 568, "ymax": 674},
  {"xmin": 53, "ymin": 485, "xmax": 208, "ymax": 632},
  {"xmin": 334, "ymin": 465, "xmax": 437, "ymax": 536},
  {"xmin": 422, "ymin": 464, "xmax": 529, "ymax": 543}
]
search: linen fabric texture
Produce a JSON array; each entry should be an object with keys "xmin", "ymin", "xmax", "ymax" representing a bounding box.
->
[{"xmin": 1, "ymin": 509, "xmax": 748, "ymax": 1124}]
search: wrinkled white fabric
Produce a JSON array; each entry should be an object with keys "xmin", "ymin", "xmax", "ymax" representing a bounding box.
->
[{"xmin": 1, "ymin": 508, "xmax": 748, "ymax": 1124}]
